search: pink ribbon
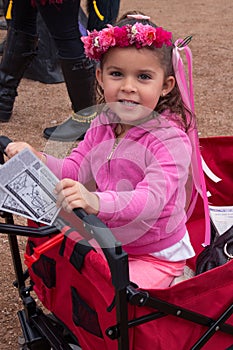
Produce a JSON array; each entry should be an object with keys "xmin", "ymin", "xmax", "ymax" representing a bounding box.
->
[
  {"xmin": 173, "ymin": 39, "xmax": 211, "ymax": 246},
  {"xmin": 127, "ymin": 14, "xmax": 151, "ymax": 20}
]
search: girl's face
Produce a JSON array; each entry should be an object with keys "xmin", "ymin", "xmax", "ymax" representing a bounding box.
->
[{"xmin": 96, "ymin": 46, "xmax": 175, "ymax": 125}]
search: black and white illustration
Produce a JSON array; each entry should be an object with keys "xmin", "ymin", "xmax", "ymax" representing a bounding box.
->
[{"xmin": 0, "ymin": 148, "xmax": 60, "ymax": 224}]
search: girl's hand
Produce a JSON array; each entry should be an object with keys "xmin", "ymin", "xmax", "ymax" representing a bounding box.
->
[
  {"xmin": 55, "ymin": 178, "xmax": 99, "ymax": 215},
  {"xmin": 5, "ymin": 142, "xmax": 45, "ymax": 162}
]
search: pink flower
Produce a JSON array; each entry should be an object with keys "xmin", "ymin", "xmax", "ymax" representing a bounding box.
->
[
  {"xmin": 98, "ymin": 26, "xmax": 116, "ymax": 51},
  {"xmin": 144, "ymin": 26, "xmax": 157, "ymax": 46},
  {"xmin": 135, "ymin": 24, "xmax": 157, "ymax": 46},
  {"xmin": 114, "ymin": 26, "xmax": 129, "ymax": 47},
  {"xmin": 155, "ymin": 27, "xmax": 172, "ymax": 48},
  {"xmin": 81, "ymin": 34, "xmax": 95, "ymax": 57},
  {"xmin": 82, "ymin": 23, "xmax": 173, "ymax": 61}
]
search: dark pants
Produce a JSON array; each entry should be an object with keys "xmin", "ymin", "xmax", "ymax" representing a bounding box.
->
[{"xmin": 11, "ymin": 0, "xmax": 84, "ymax": 59}]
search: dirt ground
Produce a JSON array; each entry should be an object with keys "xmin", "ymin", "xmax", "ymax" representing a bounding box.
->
[{"xmin": 0, "ymin": 0, "xmax": 232, "ymax": 348}]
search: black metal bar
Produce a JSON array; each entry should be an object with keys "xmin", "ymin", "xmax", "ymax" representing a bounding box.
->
[
  {"xmin": 107, "ymin": 311, "xmax": 166, "ymax": 340},
  {"xmin": 18, "ymin": 310, "xmax": 51, "ymax": 350},
  {"xmin": 115, "ymin": 288, "xmax": 130, "ymax": 350},
  {"xmin": 127, "ymin": 312, "xmax": 166, "ymax": 328},
  {"xmin": 107, "ymin": 286, "xmax": 233, "ymax": 343},
  {"xmin": 13, "ymin": 270, "xmax": 29, "ymax": 288},
  {"xmin": 0, "ymin": 222, "xmax": 59, "ymax": 237},
  {"xmin": 73, "ymin": 207, "xmax": 88, "ymax": 220},
  {"xmin": 30, "ymin": 312, "xmax": 74, "ymax": 350},
  {"xmin": 126, "ymin": 288, "xmax": 233, "ymax": 335},
  {"xmin": 191, "ymin": 304, "xmax": 233, "ymax": 350},
  {"xmin": 142, "ymin": 293, "xmax": 233, "ymax": 336},
  {"xmin": 5, "ymin": 215, "xmax": 26, "ymax": 292},
  {"xmin": 109, "ymin": 291, "xmax": 233, "ymax": 348}
]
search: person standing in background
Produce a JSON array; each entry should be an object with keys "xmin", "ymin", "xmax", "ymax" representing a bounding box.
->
[
  {"xmin": 0, "ymin": 0, "xmax": 120, "ymax": 142},
  {"xmin": 0, "ymin": 0, "xmax": 10, "ymax": 55}
]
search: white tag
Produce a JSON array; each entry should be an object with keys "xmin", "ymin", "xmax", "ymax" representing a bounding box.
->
[{"xmin": 201, "ymin": 157, "xmax": 222, "ymax": 183}]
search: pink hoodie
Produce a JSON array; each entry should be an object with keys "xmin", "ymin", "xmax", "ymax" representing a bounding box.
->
[{"xmin": 46, "ymin": 112, "xmax": 192, "ymax": 255}]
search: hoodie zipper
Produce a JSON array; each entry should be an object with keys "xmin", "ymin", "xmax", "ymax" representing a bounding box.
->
[{"xmin": 107, "ymin": 138, "xmax": 120, "ymax": 161}]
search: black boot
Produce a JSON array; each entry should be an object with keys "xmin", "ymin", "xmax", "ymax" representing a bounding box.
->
[
  {"xmin": 0, "ymin": 27, "xmax": 38, "ymax": 122},
  {"xmin": 0, "ymin": 37, "xmax": 6, "ymax": 55},
  {"xmin": 0, "ymin": 19, "xmax": 7, "ymax": 30},
  {"xmin": 0, "ymin": 0, "xmax": 4, "ymax": 16},
  {"xmin": 43, "ymin": 56, "xmax": 96, "ymax": 142}
]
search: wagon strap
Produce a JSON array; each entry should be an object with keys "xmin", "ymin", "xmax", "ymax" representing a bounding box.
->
[
  {"xmin": 59, "ymin": 229, "xmax": 95, "ymax": 272},
  {"xmin": 24, "ymin": 225, "xmax": 71, "ymax": 268}
]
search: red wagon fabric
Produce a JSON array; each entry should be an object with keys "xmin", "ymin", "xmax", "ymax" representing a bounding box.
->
[{"xmin": 26, "ymin": 135, "xmax": 233, "ymax": 350}]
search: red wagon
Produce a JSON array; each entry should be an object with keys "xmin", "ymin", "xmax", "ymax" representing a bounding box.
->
[{"xmin": 0, "ymin": 135, "xmax": 232, "ymax": 350}]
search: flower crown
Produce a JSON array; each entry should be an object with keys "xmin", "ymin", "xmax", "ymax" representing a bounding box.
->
[{"xmin": 81, "ymin": 22, "xmax": 172, "ymax": 61}]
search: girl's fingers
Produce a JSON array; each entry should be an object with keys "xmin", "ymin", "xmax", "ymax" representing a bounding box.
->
[
  {"xmin": 5, "ymin": 143, "xmax": 17, "ymax": 157},
  {"xmin": 55, "ymin": 180, "xmax": 81, "ymax": 208},
  {"xmin": 56, "ymin": 191, "xmax": 80, "ymax": 208},
  {"xmin": 61, "ymin": 199, "xmax": 82, "ymax": 213},
  {"xmin": 54, "ymin": 179, "xmax": 99, "ymax": 215},
  {"xmin": 5, "ymin": 142, "xmax": 38, "ymax": 158},
  {"xmin": 57, "ymin": 192, "xmax": 83, "ymax": 212},
  {"xmin": 54, "ymin": 178, "xmax": 76, "ymax": 194}
]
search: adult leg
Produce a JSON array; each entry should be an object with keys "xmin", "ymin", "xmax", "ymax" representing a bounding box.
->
[
  {"xmin": 0, "ymin": 0, "xmax": 4, "ymax": 15},
  {"xmin": 0, "ymin": 0, "xmax": 38, "ymax": 122},
  {"xmin": 0, "ymin": 0, "xmax": 12, "ymax": 56},
  {"xmin": 37, "ymin": 0, "xmax": 96, "ymax": 141}
]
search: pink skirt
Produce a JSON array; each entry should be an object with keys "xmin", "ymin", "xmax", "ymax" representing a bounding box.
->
[{"xmin": 128, "ymin": 254, "xmax": 186, "ymax": 289}]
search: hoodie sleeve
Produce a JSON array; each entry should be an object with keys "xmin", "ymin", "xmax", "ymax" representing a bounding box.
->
[{"xmin": 45, "ymin": 121, "xmax": 98, "ymax": 183}]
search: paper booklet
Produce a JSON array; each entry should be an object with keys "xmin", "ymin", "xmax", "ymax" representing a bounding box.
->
[{"xmin": 0, "ymin": 148, "xmax": 60, "ymax": 225}]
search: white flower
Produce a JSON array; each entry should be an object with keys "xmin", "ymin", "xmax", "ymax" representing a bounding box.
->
[
  {"xmin": 131, "ymin": 24, "xmax": 138, "ymax": 37},
  {"xmin": 94, "ymin": 37, "xmax": 100, "ymax": 47}
]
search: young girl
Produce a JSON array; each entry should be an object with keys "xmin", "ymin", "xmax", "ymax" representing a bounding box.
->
[{"xmin": 6, "ymin": 12, "xmax": 197, "ymax": 288}]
